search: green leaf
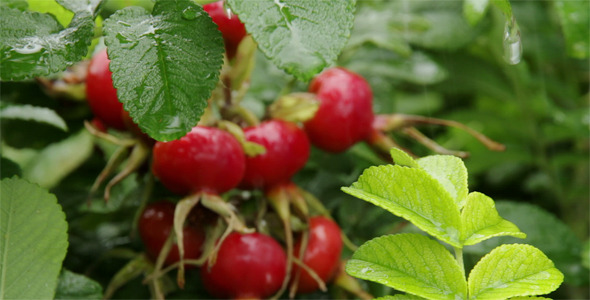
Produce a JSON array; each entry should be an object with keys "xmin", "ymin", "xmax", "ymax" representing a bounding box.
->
[
  {"xmin": 54, "ymin": 269, "xmax": 103, "ymax": 300},
  {"xmin": 0, "ymin": 6, "xmax": 95, "ymax": 80},
  {"xmin": 0, "ymin": 177, "xmax": 68, "ymax": 299},
  {"xmin": 460, "ymin": 192, "xmax": 525, "ymax": 246},
  {"xmin": 417, "ymin": 155, "xmax": 469, "ymax": 209},
  {"xmin": 464, "ymin": 201, "xmax": 588, "ymax": 285},
  {"xmin": 228, "ymin": 0, "xmax": 356, "ymax": 82},
  {"xmin": 342, "ymin": 165, "xmax": 462, "ymax": 247},
  {"xmin": 1, "ymin": 0, "xmax": 28, "ymax": 10},
  {"xmin": 27, "ymin": 0, "xmax": 73, "ymax": 26},
  {"xmin": 23, "ymin": 129, "xmax": 94, "ymax": 188},
  {"xmin": 463, "ymin": 0, "xmax": 489, "ymax": 26},
  {"xmin": 390, "ymin": 147, "xmax": 418, "ymax": 168},
  {"xmin": 490, "ymin": 0, "xmax": 512, "ymax": 17},
  {"xmin": 346, "ymin": 4, "xmax": 412, "ymax": 56},
  {"xmin": 468, "ymin": 244, "xmax": 564, "ymax": 299},
  {"xmin": 0, "ymin": 104, "xmax": 67, "ymax": 131},
  {"xmin": 347, "ymin": 233, "xmax": 467, "ymax": 300},
  {"xmin": 103, "ymin": 0, "xmax": 224, "ymax": 141},
  {"xmin": 554, "ymin": 0, "xmax": 590, "ymax": 58},
  {"xmin": 0, "ymin": 157, "xmax": 22, "ymax": 178},
  {"xmin": 342, "ymin": 47, "xmax": 448, "ymax": 85},
  {"xmin": 376, "ymin": 295, "xmax": 426, "ymax": 300},
  {"xmin": 55, "ymin": 0, "xmax": 101, "ymax": 15}
]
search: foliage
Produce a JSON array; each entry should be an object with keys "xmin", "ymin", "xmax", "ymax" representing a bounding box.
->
[
  {"xmin": 0, "ymin": 0, "xmax": 587, "ymax": 298},
  {"xmin": 344, "ymin": 149, "xmax": 563, "ymax": 299}
]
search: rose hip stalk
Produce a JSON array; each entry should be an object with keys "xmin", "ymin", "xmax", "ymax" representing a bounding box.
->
[
  {"xmin": 151, "ymin": 126, "xmax": 253, "ymax": 286},
  {"xmin": 138, "ymin": 201, "xmax": 205, "ymax": 268}
]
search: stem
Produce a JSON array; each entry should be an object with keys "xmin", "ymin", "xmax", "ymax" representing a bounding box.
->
[{"xmin": 454, "ymin": 247, "xmax": 465, "ymax": 278}]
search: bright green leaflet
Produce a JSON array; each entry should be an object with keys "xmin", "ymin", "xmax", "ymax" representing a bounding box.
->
[
  {"xmin": 227, "ymin": 0, "xmax": 356, "ymax": 82},
  {"xmin": 347, "ymin": 233, "xmax": 467, "ymax": 300},
  {"xmin": 0, "ymin": 4, "xmax": 95, "ymax": 80},
  {"xmin": 554, "ymin": 0, "xmax": 590, "ymax": 59},
  {"xmin": 417, "ymin": 155, "xmax": 468, "ymax": 209},
  {"xmin": 460, "ymin": 192, "xmax": 525, "ymax": 245},
  {"xmin": 390, "ymin": 147, "xmax": 419, "ymax": 168},
  {"xmin": 464, "ymin": 201, "xmax": 587, "ymax": 285},
  {"xmin": 0, "ymin": 104, "xmax": 68, "ymax": 131},
  {"xmin": 468, "ymin": 244, "xmax": 564, "ymax": 299},
  {"xmin": 463, "ymin": 0, "xmax": 490, "ymax": 26},
  {"xmin": 103, "ymin": 0, "xmax": 224, "ymax": 141},
  {"xmin": 54, "ymin": 269, "xmax": 103, "ymax": 300},
  {"xmin": 342, "ymin": 165, "xmax": 462, "ymax": 247},
  {"xmin": 377, "ymin": 295, "xmax": 427, "ymax": 300},
  {"xmin": 0, "ymin": 177, "xmax": 68, "ymax": 299}
]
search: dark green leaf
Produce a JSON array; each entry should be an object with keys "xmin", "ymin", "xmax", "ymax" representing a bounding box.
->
[
  {"xmin": 0, "ymin": 177, "xmax": 68, "ymax": 299},
  {"xmin": 554, "ymin": 0, "xmax": 590, "ymax": 58},
  {"xmin": 228, "ymin": 0, "xmax": 356, "ymax": 82},
  {"xmin": 103, "ymin": 0, "xmax": 224, "ymax": 141},
  {"xmin": 56, "ymin": 0, "xmax": 102, "ymax": 15},
  {"xmin": 54, "ymin": 269, "xmax": 103, "ymax": 300},
  {"xmin": 347, "ymin": 233, "xmax": 467, "ymax": 300},
  {"xmin": 0, "ymin": 104, "xmax": 67, "ymax": 131},
  {"xmin": 0, "ymin": 6, "xmax": 95, "ymax": 80},
  {"xmin": 0, "ymin": 157, "xmax": 22, "ymax": 178},
  {"xmin": 1, "ymin": 0, "xmax": 28, "ymax": 10}
]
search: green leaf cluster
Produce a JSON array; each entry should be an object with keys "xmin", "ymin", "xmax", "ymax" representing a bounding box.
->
[{"xmin": 342, "ymin": 148, "xmax": 564, "ymax": 299}]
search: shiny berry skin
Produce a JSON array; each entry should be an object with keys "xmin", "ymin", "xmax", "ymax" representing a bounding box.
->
[
  {"xmin": 203, "ymin": 0, "xmax": 247, "ymax": 59},
  {"xmin": 292, "ymin": 216, "xmax": 343, "ymax": 294},
  {"xmin": 138, "ymin": 201, "xmax": 205, "ymax": 267},
  {"xmin": 241, "ymin": 120, "xmax": 310, "ymax": 189},
  {"xmin": 304, "ymin": 67, "xmax": 374, "ymax": 153},
  {"xmin": 152, "ymin": 126, "xmax": 246, "ymax": 195},
  {"xmin": 85, "ymin": 49, "xmax": 126, "ymax": 130},
  {"xmin": 200, "ymin": 232, "xmax": 287, "ymax": 299}
]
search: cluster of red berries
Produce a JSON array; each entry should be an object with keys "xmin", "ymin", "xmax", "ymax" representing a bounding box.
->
[{"xmin": 84, "ymin": 1, "xmax": 375, "ymax": 298}]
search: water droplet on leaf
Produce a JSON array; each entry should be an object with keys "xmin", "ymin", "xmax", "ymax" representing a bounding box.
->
[
  {"xmin": 182, "ymin": 7, "xmax": 199, "ymax": 20},
  {"xmin": 503, "ymin": 16, "xmax": 522, "ymax": 65}
]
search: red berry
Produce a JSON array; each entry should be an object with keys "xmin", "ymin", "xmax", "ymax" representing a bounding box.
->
[
  {"xmin": 292, "ymin": 216, "xmax": 343, "ymax": 294},
  {"xmin": 201, "ymin": 232, "xmax": 287, "ymax": 299},
  {"xmin": 241, "ymin": 120, "xmax": 310, "ymax": 189},
  {"xmin": 152, "ymin": 126, "xmax": 246, "ymax": 195},
  {"xmin": 138, "ymin": 201, "xmax": 205, "ymax": 267},
  {"xmin": 203, "ymin": 0, "xmax": 247, "ymax": 59},
  {"xmin": 86, "ymin": 49, "xmax": 126, "ymax": 130},
  {"xmin": 304, "ymin": 67, "xmax": 374, "ymax": 153}
]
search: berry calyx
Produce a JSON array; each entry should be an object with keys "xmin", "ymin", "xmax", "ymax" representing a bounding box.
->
[
  {"xmin": 304, "ymin": 67, "xmax": 374, "ymax": 153},
  {"xmin": 292, "ymin": 216, "xmax": 343, "ymax": 294},
  {"xmin": 85, "ymin": 48, "xmax": 126, "ymax": 130},
  {"xmin": 151, "ymin": 126, "xmax": 246, "ymax": 195},
  {"xmin": 241, "ymin": 119, "xmax": 310, "ymax": 189},
  {"xmin": 200, "ymin": 232, "xmax": 287, "ymax": 299},
  {"xmin": 138, "ymin": 201, "xmax": 205, "ymax": 267},
  {"xmin": 203, "ymin": 0, "xmax": 247, "ymax": 59}
]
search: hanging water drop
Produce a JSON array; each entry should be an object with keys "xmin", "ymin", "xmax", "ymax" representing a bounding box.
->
[
  {"xmin": 182, "ymin": 7, "xmax": 199, "ymax": 20},
  {"xmin": 503, "ymin": 16, "xmax": 522, "ymax": 65}
]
